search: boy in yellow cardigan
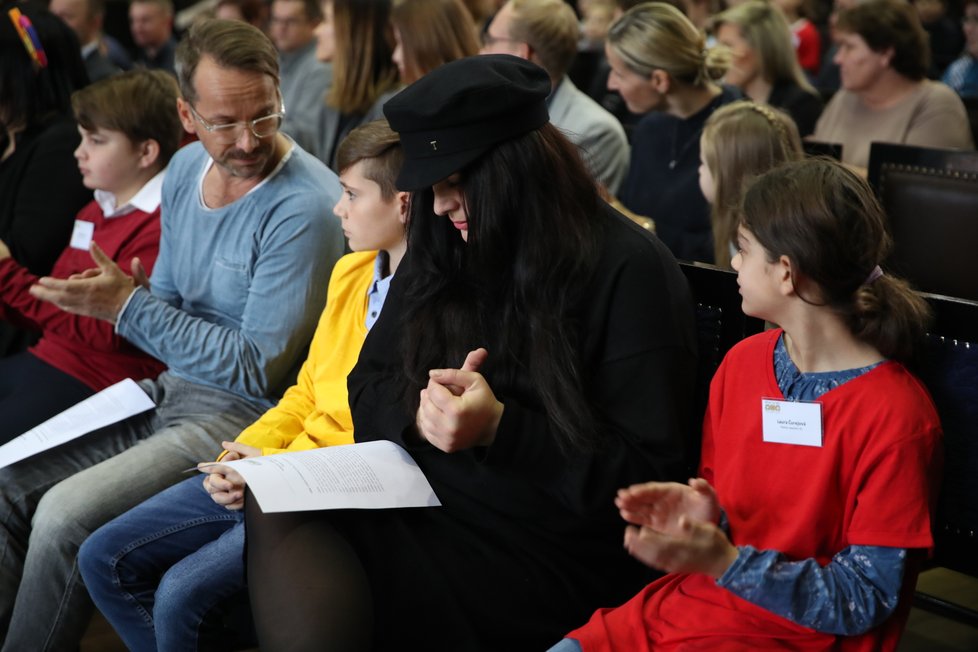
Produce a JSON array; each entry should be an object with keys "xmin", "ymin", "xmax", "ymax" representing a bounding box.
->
[{"xmin": 78, "ymin": 120, "xmax": 408, "ymax": 651}]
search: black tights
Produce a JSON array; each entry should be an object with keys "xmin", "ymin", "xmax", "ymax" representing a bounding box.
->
[{"xmin": 245, "ymin": 491, "xmax": 374, "ymax": 652}]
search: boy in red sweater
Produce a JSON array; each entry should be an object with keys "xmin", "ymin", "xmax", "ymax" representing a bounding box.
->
[{"xmin": 0, "ymin": 68, "xmax": 183, "ymax": 443}]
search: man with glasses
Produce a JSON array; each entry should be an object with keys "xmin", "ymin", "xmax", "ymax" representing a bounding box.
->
[
  {"xmin": 270, "ymin": 0, "xmax": 331, "ymax": 141},
  {"xmin": 0, "ymin": 19, "xmax": 344, "ymax": 651},
  {"xmin": 480, "ymin": 0, "xmax": 629, "ymax": 194}
]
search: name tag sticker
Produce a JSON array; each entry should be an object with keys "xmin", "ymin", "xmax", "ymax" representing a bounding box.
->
[
  {"xmin": 761, "ymin": 398, "xmax": 823, "ymax": 447},
  {"xmin": 69, "ymin": 220, "xmax": 94, "ymax": 251}
]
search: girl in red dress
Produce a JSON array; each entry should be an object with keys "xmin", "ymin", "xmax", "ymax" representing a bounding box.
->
[{"xmin": 558, "ymin": 158, "xmax": 942, "ymax": 652}]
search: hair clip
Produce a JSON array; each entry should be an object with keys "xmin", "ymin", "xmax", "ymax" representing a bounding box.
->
[{"xmin": 8, "ymin": 8, "xmax": 48, "ymax": 69}]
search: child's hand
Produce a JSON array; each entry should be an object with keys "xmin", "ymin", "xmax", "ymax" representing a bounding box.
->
[
  {"xmin": 200, "ymin": 463, "xmax": 247, "ymax": 510},
  {"xmin": 623, "ymin": 516, "xmax": 739, "ymax": 578},
  {"xmin": 200, "ymin": 441, "xmax": 261, "ymax": 510},
  {"xmin": 616, "ymin": 478, "xmax": 720, "ymax": 533}
]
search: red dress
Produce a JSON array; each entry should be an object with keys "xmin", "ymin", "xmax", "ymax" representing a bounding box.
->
[
  {"xmin": 792, "ymin": 18, "xmax": 822, "ymax": 76},
  {"xmin": 569, "ymin": 329, "xmax": 942, "ymax": 651}
]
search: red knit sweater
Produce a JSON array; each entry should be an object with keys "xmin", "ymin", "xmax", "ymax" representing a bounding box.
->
[{"xmin": 0, "ymin": 200, "xmax": 166, "ymax": 390}]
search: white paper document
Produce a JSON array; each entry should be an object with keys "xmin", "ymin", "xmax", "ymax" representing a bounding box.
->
[
  {"xmin": 0, "ymin": 378, "xmax": 156, "ymax": 469},
  {"xmin": 217, "ymin": 440, "xmax": 442, "ymax": 513}
]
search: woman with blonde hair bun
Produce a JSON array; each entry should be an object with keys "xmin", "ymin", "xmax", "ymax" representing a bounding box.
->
[
  {"xmin": 711, "ymin": 1, "xmax": 824, "ymax": 135},
  {"xmin": 699, "ymin": 100, "xmax": 803, "ymax": 268},
  {"xmin": 606, "ymin": 1, "xmax": 740, "ymax": 263}
]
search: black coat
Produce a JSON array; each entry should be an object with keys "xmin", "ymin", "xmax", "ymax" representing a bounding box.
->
[
  {"xmin": 0, "ymin": 115, "xmax": 90, "ymax": 354},
  {"xmin": 340, "ymin": 205, "xmax": 697, "ymax": 651}
]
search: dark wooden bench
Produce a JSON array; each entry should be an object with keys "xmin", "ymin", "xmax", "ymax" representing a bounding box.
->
[
  {"xmin": 912, "ymin": 291, "xmax": 978, "ymax": 627},
  {"xmin": 867, "ymin": 142, "xmax": 978, "ymax": 302}
]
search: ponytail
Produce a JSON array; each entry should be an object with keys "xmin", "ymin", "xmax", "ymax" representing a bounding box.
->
[
  {"xmin": 848, "ymin": 274, "xmax": 931, "ymax": 366},
  {"xmin": 608, "ymin": 2, "xmax": 728, "ymax": 88},
  {"xmin": 741, "ymin": 158, "xmax": 931, "ymax": 364},
  {"xmin": 697, "ymin": 44, "xmax": 730, "ymax": 86}
]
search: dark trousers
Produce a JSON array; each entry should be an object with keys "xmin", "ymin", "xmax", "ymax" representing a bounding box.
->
[{"xmin": 0, "ymin": 352, "xmax": 93, "ymax": 445}]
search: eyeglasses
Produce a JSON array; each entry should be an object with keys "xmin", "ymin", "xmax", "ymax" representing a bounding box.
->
[
  {"xmin": 963, "ymin": 15, "xmax": 978, "ymax": 25},
  {"xmin": 187, "ymin": 102, "xmax": 286, "ymax": 143}
]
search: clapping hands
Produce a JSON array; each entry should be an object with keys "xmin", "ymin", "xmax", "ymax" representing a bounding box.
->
[{"xmin": 616, "ymin": 478, "xmax": 738, "ymax": 579}]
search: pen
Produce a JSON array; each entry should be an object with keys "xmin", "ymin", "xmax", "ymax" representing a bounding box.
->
[{"xmin": 181, "ymin": 462, "xmax": 220, "ymax": 473}]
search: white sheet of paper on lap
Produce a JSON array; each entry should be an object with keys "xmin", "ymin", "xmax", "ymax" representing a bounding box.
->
[
  {"xmin": 218, "ymin": 440, "xmax": 442, "ymax": 512},
  {"xmin": 0, "ymin": 378, "xmax": 156, "ymax": 469}
]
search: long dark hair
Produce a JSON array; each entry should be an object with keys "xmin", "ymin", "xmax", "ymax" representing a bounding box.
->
[
  {"xmin": 742, "ymin": 158, "xmax": 931, "ymax": 364},
  {"xmin": 0, "ymin": 2, "xmax": 88, "ymax": 132},
  {"xmin": 399, "ymin": 123, "xmax": 606, "ymax": 452}
]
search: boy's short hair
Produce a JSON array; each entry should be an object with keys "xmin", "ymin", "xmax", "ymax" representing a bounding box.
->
[
  {"xmin": 335, "ymin": 119, "xmax": 403, "ymax": 201},
  {"xmin": 71, "ymin": 68, "xmax": 183, "ymax": 168}
]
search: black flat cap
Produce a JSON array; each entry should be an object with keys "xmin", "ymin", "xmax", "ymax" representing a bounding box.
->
[{"xmin": 383, "ymin": 54, "xmax": 551, "ymax": 191}]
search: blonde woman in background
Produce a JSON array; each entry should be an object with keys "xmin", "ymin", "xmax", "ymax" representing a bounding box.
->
[
  {"xmin": 606, "ymin": 1, "xmax": 737, "ymax": 263},
  {"xmin": 698, "ymin": 101, "xmax": 803, "ymax": 268},
  {"xmin": 711, "ymin": 1, "xmax": 824, "ymax": 136}
]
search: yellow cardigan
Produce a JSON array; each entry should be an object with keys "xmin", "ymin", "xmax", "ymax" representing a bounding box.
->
[{"xmin": 228, "ymin": 251, "xmax": 377, "ymax": 457}]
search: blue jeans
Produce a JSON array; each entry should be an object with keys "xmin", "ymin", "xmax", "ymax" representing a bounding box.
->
[
  {"xmin": 0, "ymin": 372, "xmax": 263, "ymax": 652},
  {"xmin": 79, "ymin": 475, "xmax": 247, "ymax": 652}
]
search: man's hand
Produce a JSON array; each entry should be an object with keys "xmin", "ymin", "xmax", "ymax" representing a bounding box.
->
[
  {"xmin": 200, "ymin": 441, "xmax": 262, "ymax": 511},
  {"xmin": 131, "ymin": 256, "xmax": 151, "ymax": 291},
  {"xmin": 29, "ymin": 242, "xmax": 137, "ymax": 323},
  {"xmin": 415, "ymin": 348, "xmax": 504, "ymax": 453},
  {"xmin": 0, "ymin": 238, "xmax": 10, "ymax": 261}
]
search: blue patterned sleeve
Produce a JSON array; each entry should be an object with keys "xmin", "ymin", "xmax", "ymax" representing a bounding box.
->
[
  {"xmin": 716, "ymin": 544, "xmax": 906, "ymax": 635},
  {"xmin": 718, "ymin": 508, "xmax": 731, "ymax": 537}
]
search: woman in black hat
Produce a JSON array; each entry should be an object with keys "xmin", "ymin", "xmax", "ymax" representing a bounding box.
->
[{"xmin": 245, "ymin": 54, "xmax": 697, "ymax": 651}]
